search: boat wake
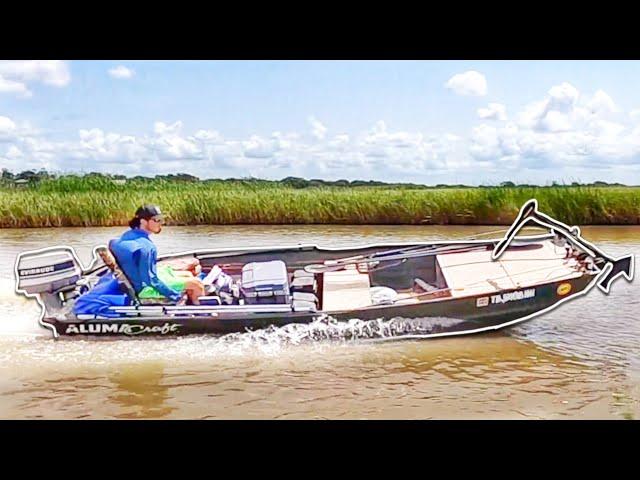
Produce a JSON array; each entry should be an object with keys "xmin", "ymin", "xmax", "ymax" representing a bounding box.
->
[
  {"xmin": 0, "ymin": 279, "xmax": 45, "ymax": 337},
  {"xmin": 0, "ymin": 315, "xmax": 470, "ymax": 372},
  {"xmin": 218, "ymin": 315, "xmax": 466, "ymax": 347}
]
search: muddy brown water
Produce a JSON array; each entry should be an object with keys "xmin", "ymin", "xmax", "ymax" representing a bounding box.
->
[{"xmin": 0, "ymin": 225, "xmax": 638, "ymax": 419}]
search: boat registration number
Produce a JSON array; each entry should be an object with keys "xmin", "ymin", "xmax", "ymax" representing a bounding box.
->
[{"xmin": 476, "ymin": 288, "xmax": 536, "ymax": 307}]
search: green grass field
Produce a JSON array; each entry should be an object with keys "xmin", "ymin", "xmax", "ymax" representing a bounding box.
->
[{"xmin": 1, "ymin": 176, "xmax": 638, "ymax": 227}]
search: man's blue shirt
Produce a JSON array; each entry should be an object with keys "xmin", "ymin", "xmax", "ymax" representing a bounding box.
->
[{"xmin": 110, "ymin": 228, "xmax": 182, "ymax": 302}]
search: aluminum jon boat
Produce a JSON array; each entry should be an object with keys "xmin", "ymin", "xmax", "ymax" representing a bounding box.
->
[{"xmin": 15, "ymin": 200, "xmax": 634, "ymax": 339}]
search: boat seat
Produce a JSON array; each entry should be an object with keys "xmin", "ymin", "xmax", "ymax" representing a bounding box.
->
[
  {"xmin": 97, "ymin": 245, "xmax": 139, "ymax": 301},
  {"xmin": 97, "ymin": 243, "xmax": 172, "ymax": 306}
]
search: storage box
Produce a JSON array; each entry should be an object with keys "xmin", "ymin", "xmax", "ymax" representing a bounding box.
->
[
  {"xmin": 290, "ymin": 276, "xmax": 316, "ymax": 293},
  {"xmin": 293, "ymin": 269, "xmax": 315, "ymax": 278},
  {"xmin": 241, "ymin": 260, "xmax": 291, "ymax": 305},
  {"xmin": 322, "ymin": 268, "xmax": 372, "ymax": 311}
]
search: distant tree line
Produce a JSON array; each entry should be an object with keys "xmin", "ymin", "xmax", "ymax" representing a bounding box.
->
[{"xmin": 0, "ymin": 168, "xmax": 632, "ymax": 188}]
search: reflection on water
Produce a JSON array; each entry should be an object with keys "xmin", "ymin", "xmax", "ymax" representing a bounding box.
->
[
  {"xmin": 0, "ymin": 225, "xmax": 638, "ymax": 419},
  {"xmin": 0, "ymin": 329, "xmax": 635, "ymax": 419},
  {"xmin": 108, "ymin": 362, "xmax": 174, "ymax": 419}
]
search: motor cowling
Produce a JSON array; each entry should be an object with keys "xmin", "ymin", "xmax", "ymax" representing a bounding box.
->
[{"xmin": 16, "ymin": 249, "xmax": 82, "ymax": 295}]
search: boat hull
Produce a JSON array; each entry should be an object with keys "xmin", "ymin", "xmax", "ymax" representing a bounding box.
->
[{"xmin": 43, "ymin": 274, "xmax": 594, "ymax": 338}]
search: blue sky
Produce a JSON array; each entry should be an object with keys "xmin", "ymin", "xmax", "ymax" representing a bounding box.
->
[{"xmin": 1, "ymin": 60, "xmax": 640, "ymax": 185}]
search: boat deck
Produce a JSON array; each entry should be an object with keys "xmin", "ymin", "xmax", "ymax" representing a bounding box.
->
[{"xmin": 437, "ymin": 240, "xmax": 582, "ymax": 298}]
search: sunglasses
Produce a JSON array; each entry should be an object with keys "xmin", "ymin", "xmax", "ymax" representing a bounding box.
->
[{"xmin": 149, "ymin": 216, "xmax": 165, "ymax": 224}]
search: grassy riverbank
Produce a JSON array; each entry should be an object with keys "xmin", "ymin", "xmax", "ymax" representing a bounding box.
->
[{"xmin": 1, "ymin": 176, "xmax": 639, "ymax": 227}]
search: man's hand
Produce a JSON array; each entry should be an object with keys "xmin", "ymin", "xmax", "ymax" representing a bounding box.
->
[{"xmin": 176, "ymin": 293, "xmax": 189, "ymax": 306}]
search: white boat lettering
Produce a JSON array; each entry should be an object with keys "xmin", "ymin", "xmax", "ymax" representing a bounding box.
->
[
  {"xmin": 490, "ymin": 288, "xmax": 536, "ymax": 305},
  {"xmin": 20, "ymin": 265, "xmax": 55, "ymax": 276},
  {"xmin": 120, "ymin": 323, "xmax": 181, "ymax": 335},
  {"xmin": 65, "ymin": 323, "xmax": 180, "ymax": 335}
]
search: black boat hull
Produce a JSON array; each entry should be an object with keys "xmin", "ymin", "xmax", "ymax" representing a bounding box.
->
[{"xmin": 44, "ymin": 274, "xmax": 594, "ymax": 338}]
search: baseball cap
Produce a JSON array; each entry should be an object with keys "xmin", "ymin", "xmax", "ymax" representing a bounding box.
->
[{"xmin": 135, "ymin": 204, "xmax": 164, "ymax": 220}]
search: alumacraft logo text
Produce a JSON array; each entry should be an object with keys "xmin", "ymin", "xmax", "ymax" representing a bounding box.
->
[
  {"xmin": 490, "ymin": 288, "xmax": 536, "ymax": 305},
  {"xmin": 65, "ymin": 323, "xmax": 181, "ymax": 335}
]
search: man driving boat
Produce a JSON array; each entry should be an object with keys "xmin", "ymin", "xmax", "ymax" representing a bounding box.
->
[{"xmin": 110, "ymin": 204, "xmax": 205, "ymax": 304}]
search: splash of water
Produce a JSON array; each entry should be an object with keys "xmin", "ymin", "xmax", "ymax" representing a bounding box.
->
[
  {"xmin": 218, "ymin": 315, "xmax": 464, "ymax": 347},
  {"xmin": 0, "ymin": 279, "xmax": 46, "ymax": 337},
  {"xmin": 0, "ymin": 314, "xmax": 468, "ymax": 372}
]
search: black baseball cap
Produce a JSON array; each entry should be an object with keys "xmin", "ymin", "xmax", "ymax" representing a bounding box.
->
[{"xmin": 135, "ymin": 204, "xmax": 164, "ymax": 220}]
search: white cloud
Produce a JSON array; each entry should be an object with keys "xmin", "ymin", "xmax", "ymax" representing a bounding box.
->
[
  {"xmin": 0, "ymin": 61, "xmax": 70, "ymax": 87},
  {"xmin": 308, "ymin": 116, "xmax": 327, "ymax": 140},
  {"xmin": 445, "ymin": 71, "xmax": 487, "ymax": 96},
  {"xmin": 477, "ymin": 103, "xmax": 507, "ymax": 121},
  {"xmin": 468, "ymin": 82, "xmax": 640, "ymax": 174},
  {"xmin": 469, "ymin": 124, "xmax": 501, "ymax": 160},
  {"xmin": 539, "ymin": 111, "xmax": 572, "ymax": 132},
  {"xmin": 0, "ymin": 75, "xmax": 32, "ymax": 98},
  {"xmin": 0, "ymin": 116, "xmax": 17, "ymax": 134},
  {"xmin": 0, "ymin": 61, "xmax": 70, "ymax": 98},
  {"xmin": 108, "ymin": 65, "xmax": 135, "ymax": 79},
  {"xmin": 154, "ymin": 121, "xmax": 183, "ymax": 136},
  {"xmin": 2, "ymin": 99, "xmax": 639, "ymax": 185},
  {"xmin": 517, "ymin": 99, "xmax": 548, "ymax": 129},
  {"xmin": 547, "ymin": 82, "xmax": 579, "ymax": 110},
  {"xmin": 0, "ymin": 117, "xmax": 466, "ymax": 179},
  {"xmin": 194, "ymin": 129, "xmax": 223, "ymax": 143},
  {"xmin": 150, "ymin": 121, "xmax": 200, "ymax": 160},
  {"xmin": 326, "ymin": 134, "xmax": 350, "ymax": 153},
  {"xmin": 6, "ymin": 145, "xmax": 23, "ymax": 159},
  {"xmin": 243, "ymin": 135, "xmax": 280, "ymax": 159},
  {"xmin": 587, "ymin": 90, "xmax": 617, "ymax": 114}
]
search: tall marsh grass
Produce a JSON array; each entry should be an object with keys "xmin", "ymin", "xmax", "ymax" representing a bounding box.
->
[{"xmin": 1, "ymin": 177, "xmax": 638, "ymax": 227}]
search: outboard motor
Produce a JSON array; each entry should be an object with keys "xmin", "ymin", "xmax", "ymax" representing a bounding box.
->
[{"xmin": 16, "ymin": 248, "xmax": 82, "ymax": 297}]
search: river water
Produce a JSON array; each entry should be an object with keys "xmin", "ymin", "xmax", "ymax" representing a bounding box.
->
[{"xmin": 0, "ymin": 225, "xmax": 638, "ymax": 419}]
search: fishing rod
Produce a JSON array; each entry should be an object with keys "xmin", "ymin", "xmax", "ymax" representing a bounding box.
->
[
  {"xmin": 303, "ymin": 223, "xmax": 555, "ymax": 274},
  {"xmin": 492, "ymin": 199, "xmax": 634, "ymax": 294},
  {"xmin": 303, "ymin": 243, "xmax": 496, "ymax": 274}
]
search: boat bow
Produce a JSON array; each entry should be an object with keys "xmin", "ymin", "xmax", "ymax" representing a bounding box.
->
[{"xmin": 492, "ymin": 199, "xmax": 634, "ymax": 294}]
